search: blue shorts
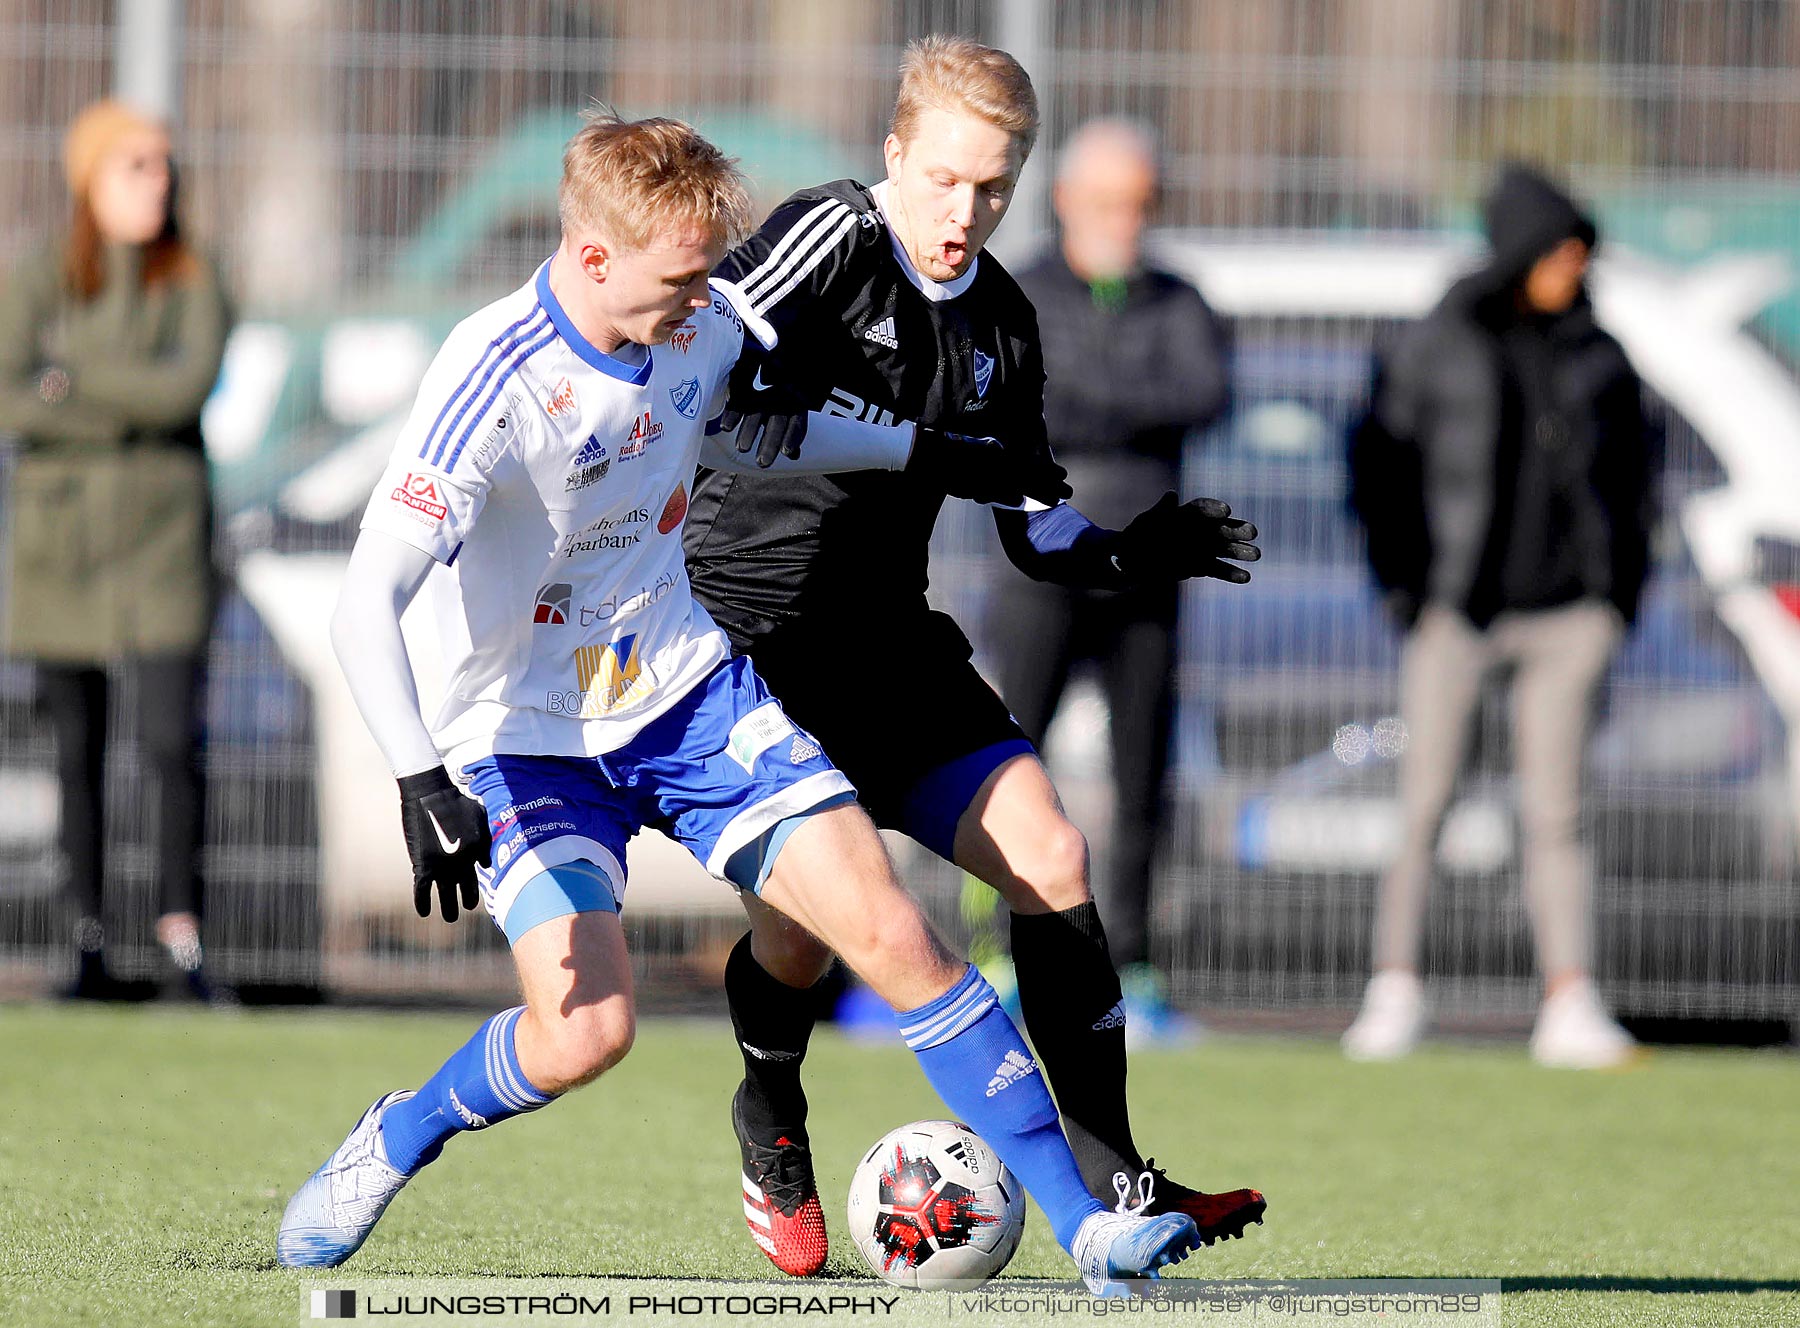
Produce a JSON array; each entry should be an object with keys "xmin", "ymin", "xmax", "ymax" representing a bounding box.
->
[
  {"xmin": 462, "ymin": 655, "xmax": 854, "ymax": 943},
  {"xmin": 898, "ymin": 738, "xmax": 1036, "ymax": 861}
]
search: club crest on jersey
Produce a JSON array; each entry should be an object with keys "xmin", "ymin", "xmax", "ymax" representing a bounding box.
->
[
  {"xmin": 621, "ymin": 409, "xmax": 662, "ymax": 460},
  {"xmin": 573, "ymin": 634, "xmax": 650, "ymax": 716},
  {"xmin": 532, "ymin": 583, "xmax": 572, "ymax": 625},
  {"xmin": 973, "ymin": 348, "xmax": 995, "ymax": 399},
  {"xmin": 669, "ymin": 322, "xmax": 697, "ymax": 354},
  {"xmin": 543, "ymin": 377, "xmax": 578, "ymax": 419},
  {"xmin": 669, "ymin": 375, "xmax": 701, "ymax": 420},
  {"xmin": 391, "ymin": 471, "xmax": 448, "ymax": 523}
]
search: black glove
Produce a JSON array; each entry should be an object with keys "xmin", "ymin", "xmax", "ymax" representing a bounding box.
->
[
  {"xmin": 717, "ymin": 359, "xmax": 809, "ymax": 468},
  {"xmin": 905, "ymin": 426, "xmax": 1073, "ymax": 507},
  {"xmin": 397, "ymin": 766, "xmax": 492, "ymax": 922},
  {"xmin": 1112, "ymin": 491, "xmax": 1261, "ymax": 584}
]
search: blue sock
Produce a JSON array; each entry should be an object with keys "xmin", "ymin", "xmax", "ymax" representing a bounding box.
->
[
  {"xmin": 896, "ymin": 965, "xmax": 1105, "ymax": 1251},
  {"xmin": 380, "ymin": 1006, "xmax": 553, "ymax": 1174}
]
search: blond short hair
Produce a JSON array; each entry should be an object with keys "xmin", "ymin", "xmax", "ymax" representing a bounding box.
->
[
  {"xmin": 558, "ymin": 112, "xmax": 753, "ymax": 251},
  {"xmin": 890, "ymin": 35, "xmax": 1039, "ymax": 159}
]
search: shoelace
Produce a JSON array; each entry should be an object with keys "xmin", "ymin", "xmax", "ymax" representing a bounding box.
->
[
  {"xmin": 745, "ymin": 1136, "xmax": 813, "ymax": 1215},
  {"xmin": 1141, "ymin": 1157, "xmax": 1194, "ymax": 1204},
  {"xmin": 1111, "ymin": 1168, "xmax": 1156, "ymax": 1216}
]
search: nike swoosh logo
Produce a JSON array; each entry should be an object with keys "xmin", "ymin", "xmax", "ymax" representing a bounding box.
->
[
  {"xmin": 752, "ymin": 365, "xmax": 771, "ymax": 392},
  {"xmin": 427, "ymin": 810, "xmax": 462, "ymax": 854}
]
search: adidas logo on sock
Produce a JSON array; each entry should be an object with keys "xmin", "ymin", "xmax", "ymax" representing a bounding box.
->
[
  {"xmin": 984, "ymin": 1048, "xmax": 1037, "ymax": 1097},
  {"xmin": 863, "ymin": 317, "xmax": 898, "ymax": 349},
  {"xmin": 449, "ymin": 1088, "xmax": 488, "ymax": 1129},
  {"xmin": 1092, "ymin": 1000, "xmax": 1128, "ymax": 1031}
]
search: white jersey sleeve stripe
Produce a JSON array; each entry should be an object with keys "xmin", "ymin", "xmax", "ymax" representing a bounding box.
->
[
  {"xmin": 747, "ymin": 209, "xmax": 861, "ymax": 315},
  {"xmin": 737, "ymin": 198, "xmax": 848, "ymax": 302},
  {"xmin": 442, "ymin": 320, "xmax": 558, "ymax": 471},
  {"xmin": 424, "ymin": 306, "xmax": 550, "ymax": 467},
  {"xmin": 738, "ymin": 200, "xmax": 854, "ymax": 309}
]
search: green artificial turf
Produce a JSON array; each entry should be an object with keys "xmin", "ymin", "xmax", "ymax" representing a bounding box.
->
[{"xmin": 0, "ymin": 1006, "xmax": 1794, "ymax": 1326}]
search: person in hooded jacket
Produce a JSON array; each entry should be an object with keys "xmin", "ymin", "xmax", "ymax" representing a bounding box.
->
[{"xmin": 1343, "ymin": 162, "xmax": 1656, "ymax": 1068}]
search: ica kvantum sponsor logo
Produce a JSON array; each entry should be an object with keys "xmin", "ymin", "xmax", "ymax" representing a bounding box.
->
[{"xmin": 391, "ymin": 472, "xmax": 448, "ymax": 523}]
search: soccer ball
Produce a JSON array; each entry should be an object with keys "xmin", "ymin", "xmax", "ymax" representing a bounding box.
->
[{"xmin": 845, "ymin": 1120, "xmax": 1026, "ymax": 1290}]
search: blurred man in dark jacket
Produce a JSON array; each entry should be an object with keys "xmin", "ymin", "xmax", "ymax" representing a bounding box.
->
[
  {"xmin": 1344, "ymin": 162, "xmax": 1656, "ymax": 1068},
  {"xmin": 991, "ymin": 119, "xmax": 1232, "ymax": 1043}
]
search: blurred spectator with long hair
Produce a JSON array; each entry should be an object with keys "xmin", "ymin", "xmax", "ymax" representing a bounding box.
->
[
  {"xmin": 0, "ymin": 100, "xmax": 230, "ymax": 1000},
  {"xmin": 1345, "ymin": 162, "xmax": 1655, "ymax": 1067}
]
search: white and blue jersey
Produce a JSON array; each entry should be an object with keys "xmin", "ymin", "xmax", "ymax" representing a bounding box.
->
[
  {"xmin": 360, "ymin": 260, "xmax": 876, "ymax": 937},
  {"xmin": 362, "ymin": 261, "xmax": 752, "ymax": 771}
]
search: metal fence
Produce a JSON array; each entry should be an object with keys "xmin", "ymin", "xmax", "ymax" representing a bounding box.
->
[{"xmin": 1, "ymin": 0, "xmax": 1796, "ymax": 1019}]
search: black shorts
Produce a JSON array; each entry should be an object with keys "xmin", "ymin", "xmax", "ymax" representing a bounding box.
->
[{"xmin": 716, "ymin": 609, "xmax": 1031, "ymax": 852}]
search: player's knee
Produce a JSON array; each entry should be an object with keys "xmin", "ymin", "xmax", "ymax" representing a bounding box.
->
[
  {"xmin": 1014, "ymin": 818, "xmax": 1090, "ymax": 910},
  {"xmin": 542, "ymin": 1004, "xmax": 636, "ymax": 1090},
  {"xmin": 854, "ymin": 909, "xmax": 964, "ymax": 1001}
]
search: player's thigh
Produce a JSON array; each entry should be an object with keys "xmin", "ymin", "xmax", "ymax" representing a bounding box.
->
[
  {"xmin": 759, "ymin": 803, "xmax": 960, "ymax": 1010},
  {"xmin": 750, "ymin": 614, "xmax": 1018, "ymax": 838},
  {"xmin": 625, "ymin": 654, "xmax": 856, "ymax": 887},
  {"xmin": 951, "ymin": 752, "xmax": 1092, "ymax": 915}
]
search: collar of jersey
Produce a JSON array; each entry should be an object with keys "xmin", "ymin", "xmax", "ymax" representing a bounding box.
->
[
  {"xmin": 534, "ymin": 260, "xmax": 655, "ymax": 385},
  {"xmin": 870, "ymin": 180, "xmax": 979, "ymax": 303}
]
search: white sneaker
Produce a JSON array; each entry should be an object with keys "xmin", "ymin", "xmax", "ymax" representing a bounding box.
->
[
  {"xmin": 1531, "ymin": 981, "xmax": 1638, "ymax": 1069},
  {"xmin": 1341, "ymin": 971, "xmax": 1427, "ymax": 1061},
  {"xmin": 277, "ymin": 1090, "xmax": 416, "ymax": 1267},
  {"xmin": 1070, "ymin": 1170, "xmax": 1200, "ymax": 1297}
]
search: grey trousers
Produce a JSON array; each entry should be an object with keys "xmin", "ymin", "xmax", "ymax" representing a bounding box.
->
[{"xmin": 1373, "ymin": 600, "xmax": 1622, "ymax": 978}]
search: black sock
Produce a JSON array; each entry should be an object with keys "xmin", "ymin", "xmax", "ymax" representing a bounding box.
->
[
  {"xmin": 724, "ymin": 932, "xmax": 819, "ymax": 1141},
  {"xmin": 1011, "ymin": 902, "xmax": 1143, "ymax": 1195}
]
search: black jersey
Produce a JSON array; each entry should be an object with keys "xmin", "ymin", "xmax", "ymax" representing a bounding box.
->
[{"xmin": 684, "ymin": 179, "xmax": 1049, "ymax": 635}]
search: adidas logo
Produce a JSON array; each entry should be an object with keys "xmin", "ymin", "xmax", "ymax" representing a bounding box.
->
[
  {"xmin": 1092, "ymin": 1000, "xmax": 1128, "ymax": 1031},
  {"xmin": 789, "ymin": 735, "xmax": 821, "ymax": 764},
  {"xmin": 984, "ymin": 1048, "xmax": 1037, "ymax": 1097},
  {"xmin": 448, "ymin": 1088, "xmax": 488, "ymax": 1129},
  {"xmin": 863, "ymin": 316, "xmax": 898, "ymax": 349},
  {"xmin": 942, "ymin": 1138, "xmax": 981, "ymax": 1174},
  {"xmin": 572, "ymin": 434, "xmax": 608, "ymax": 466}
]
